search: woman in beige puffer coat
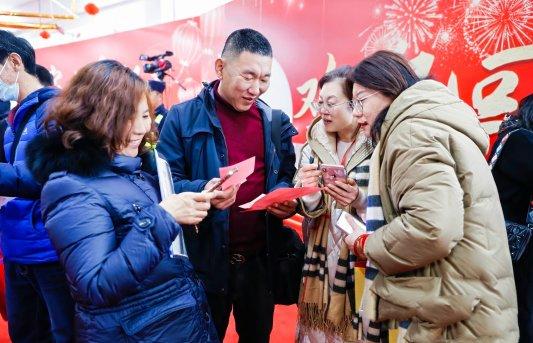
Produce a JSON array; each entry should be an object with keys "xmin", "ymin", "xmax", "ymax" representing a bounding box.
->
[{"xmin": 345, "ymin": 51, "xmax": 518, "ymax": 342}]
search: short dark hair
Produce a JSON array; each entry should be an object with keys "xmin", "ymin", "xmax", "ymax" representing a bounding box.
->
[
  {"xmin": 349, "ymin": 50, "xmax": 420, "ymax": 141},
  {"xmin": 0, "ymin": 30, "xmax": 36, "ymax": 75},
  {"xmin": 517, "ymin": 94, "xmax": 533, "ymax": 131},
  {"xmin": 36, "ymin": 64, "xmax": 54, "ymax": 86},
  {"xmin": 318, "ymin": 65, "xmax": 353, "ymax": 99},
  {"xmin": 221, "ymin": 28, "xmax": 272, "ymax": 58}
]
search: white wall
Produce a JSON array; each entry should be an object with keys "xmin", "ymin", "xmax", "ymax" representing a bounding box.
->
[{"xmin": 11, "ymin": 0, "xmax": 231, "ymax": 48}]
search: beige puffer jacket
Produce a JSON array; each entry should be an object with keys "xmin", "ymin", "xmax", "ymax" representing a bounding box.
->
[{"xmin": 364, "ymin": 80, "xmax": 519, "ymax": 342}]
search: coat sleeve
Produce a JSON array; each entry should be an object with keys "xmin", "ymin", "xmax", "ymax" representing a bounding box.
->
[
  {"xmin": 365, "ymin": 124, "xmax": 464, "ymax": 276},
  {"xmin": 0, "ymin": 161, "xmax": 41, "ymax": 198},
  {"xmin": 157, "ymin": 105, "xmax": 208, "ymax": 193},
  {"xmin": 295, "ymin": 144, "xmax": 326, "ymax": 218},
  {"xmin": 272, "ymin": 111, "xmax": 298, "ymax": 190},
  {"xmin": 41, "ymin": 175, "xmax": 181, "ymax": 307},
  {"xmin": 0, "ymin": 100, "xmax": 54, "ymax": 198}
]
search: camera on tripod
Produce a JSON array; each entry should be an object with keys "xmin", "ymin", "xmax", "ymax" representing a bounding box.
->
[{"xmin": 139, "ymin": 51, "xmax": 173, "ymax": 81}]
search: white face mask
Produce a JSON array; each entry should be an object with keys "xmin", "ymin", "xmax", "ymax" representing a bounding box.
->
[{"xmin": 0, "ymin": 61, "xmax": 19, "ymax": 102}]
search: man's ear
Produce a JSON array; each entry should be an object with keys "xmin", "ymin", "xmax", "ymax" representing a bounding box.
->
[
  {"xmin": 215, "ymin": 58, "xmax": 224, "ymax": 79},
  {"xmin": 8, "ymin": 53, "xmax": 24, "ymax": 73}
]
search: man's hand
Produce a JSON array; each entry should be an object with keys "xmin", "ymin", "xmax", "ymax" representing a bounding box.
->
[
  {"xmin": 204, "ymin": 178, "xmax": 240, "ymax": 210},
  {"xmin": 267, "ymin": 200, "xmax": 297, "ymax": 219}
]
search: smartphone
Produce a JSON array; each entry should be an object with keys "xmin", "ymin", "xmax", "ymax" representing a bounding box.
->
[{"xmin": 320, "ymin": 164, "xmax": 347, "ymax": 186}]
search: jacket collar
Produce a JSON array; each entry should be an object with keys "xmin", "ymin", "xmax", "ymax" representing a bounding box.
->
[
  {"xmin": 200, "ymin": 80, "xmax": 273, "ymax": 128},
  {"xmin": 11, "ymin": 87, "xmax": 59, "ymax": 127},
  {"xmin": 305, "ymin": 116, "xmax": 373, "ymax": 168},
  {"xmin": 111, "ymin": 155, "xmax": 142, "ymax": 175}
]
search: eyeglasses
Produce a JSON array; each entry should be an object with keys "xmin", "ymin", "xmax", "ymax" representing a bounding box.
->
[
  {"xmin": 311, "ymin": 100, "xmax": 353, "ymax": 113},
  {"xmin": 350, "ymin": 91, "xmax": 379, "ymax": 115}
]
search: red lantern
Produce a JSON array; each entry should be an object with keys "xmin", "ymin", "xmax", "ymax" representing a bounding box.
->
[
  {"xmin": 84, "ymin": 3, "xmax": 99, "ymax": 15},
  {"xmin": 40, "ymin": 30, "xmax": 50, "ymax": 39}
]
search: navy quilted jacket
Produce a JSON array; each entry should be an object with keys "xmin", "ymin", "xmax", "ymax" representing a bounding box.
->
[{"xmin": 26, "ymin": 136, "xmax": 218, "ymax": 341}]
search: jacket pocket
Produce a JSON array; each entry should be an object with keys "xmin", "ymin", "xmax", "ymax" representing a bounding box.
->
[
  {"xmin": 372, "ymin": 274, "xmax": 479, "ymax": 327},
  {"xmin": 119, "ymin": 286, "xmax": 196, "ymax": 336}
]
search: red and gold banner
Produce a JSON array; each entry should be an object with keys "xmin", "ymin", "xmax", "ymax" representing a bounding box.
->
[{"xmin": 36, "ymin": 0, "xmax": 533, "ymax": 145}]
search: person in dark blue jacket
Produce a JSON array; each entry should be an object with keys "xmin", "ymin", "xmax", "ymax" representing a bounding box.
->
[
  {"xmin": 157, "ymin": 28, "xmax": 298, "ymax": 342},
  {"xmin": 148, "ymin": 79, "xmax": 168, "ymax": 131},
  {"xmin": 0, "ymin": 30, "xmax": 74, "ymax": 342},
  {"xmin": 26, "ymin": 59, "xmax": 220, "ymax": 342}
]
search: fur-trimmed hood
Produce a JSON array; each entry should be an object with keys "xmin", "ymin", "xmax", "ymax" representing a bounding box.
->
[{"xmin": 26, "ymin": 132, "xmax": 112, "ymax": 185}]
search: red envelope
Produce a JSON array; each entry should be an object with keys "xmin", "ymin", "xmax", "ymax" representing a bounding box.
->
[
  {"xmin": 219, "ymin": 156, "xmax": 255, "ymax": 190},
  {"xmin": 239, "ymin": 187, "xmax": 321, "ymax": 211}
]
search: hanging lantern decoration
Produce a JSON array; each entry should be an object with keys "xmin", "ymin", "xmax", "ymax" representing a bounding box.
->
[
  {"xmin": 40, "ymin": 30, "xmax": 50, "ymax": 39},
  {"xmin": 172, "ymin": 20, "xmax": 202, "ymax": 77},
  {"xmin": 200, "ymin": 6, "xmax": 225, "ymax": 50},
  {"xmin": 200, "ymin": 48, "xmax": 217, "ymax": 82},
  {"xmin": 84, "ymin": 3, "xmax": 100, "ymax": 15}
]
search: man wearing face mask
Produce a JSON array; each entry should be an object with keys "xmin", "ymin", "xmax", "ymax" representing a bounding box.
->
[
  {"xmin": 0, "ymin": 30, "xmax": 74, "ymax": 342},
  {"xmin": 158, "ymin": 28, "xmax": 298, "ymax": 342}
]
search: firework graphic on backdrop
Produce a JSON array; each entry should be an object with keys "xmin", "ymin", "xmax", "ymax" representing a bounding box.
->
[
  {"xmin": 432, "ymin": 25, "xmax": 455, "ymax": 50},
  {"xmin": 430, "ymin": 0, "xmax": 470, "ymax": 52},
  {"xmin": 463, "ymin": 0, "xmax": 533, "ymax": 58},
  {"xmin": 362, "ymin": 25, "xmax": 408, "ymax": 56},
  {"xmin": 383, "ymin": 0, "xmax": 443, "ymax": 53}
]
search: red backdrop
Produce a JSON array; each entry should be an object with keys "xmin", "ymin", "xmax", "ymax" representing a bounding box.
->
[{"xmin": 36, "ymin": 0, "xmax": 533, "ymax": 145}]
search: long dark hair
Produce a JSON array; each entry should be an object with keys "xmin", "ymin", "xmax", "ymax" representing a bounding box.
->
[
  {"xmin": 349, "ymin": 50, "xmax": 420, "ymax": 141},
  {"xmin": 498, "ymin": 94, "xmax": 533, "ymax": 135},
  {"xmin": 517, "ymin": 94, "xmax": 533, "ymax": 131}
]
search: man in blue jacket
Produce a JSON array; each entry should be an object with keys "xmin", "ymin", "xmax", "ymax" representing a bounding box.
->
[
  {"xmin": 158, "ymin": 28, "xmax": 297, "ymax": 342},
  {"xmin": 0, "ymin": 30, "xmax": 74, "ymax": 342}
]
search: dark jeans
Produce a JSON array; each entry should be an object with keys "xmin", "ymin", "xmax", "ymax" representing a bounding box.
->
[
  {"xmin": 4, "ymin": 260, "xmax": 75, "ymax": 343},
  {"xmin": 207, "ymin": 253, "xmax": 274, "ymax": 343}
]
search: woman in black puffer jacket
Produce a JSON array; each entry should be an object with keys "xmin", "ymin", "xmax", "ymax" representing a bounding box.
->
[
  {"xmin": 489, "ymin": 94, "xmax": 533, "ymax": 343},
  {"xmin": 26, "ymin": 60, "xmax": 219, "ymax": 342}
]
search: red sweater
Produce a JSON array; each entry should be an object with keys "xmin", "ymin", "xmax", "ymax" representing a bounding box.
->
[{"xmin": 215, "ymin": 83, "xmax": 266, "ymax": 253}]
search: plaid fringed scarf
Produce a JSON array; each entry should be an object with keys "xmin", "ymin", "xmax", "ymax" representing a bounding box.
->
[
  {"xmin": 299, "ymin": 197, "xmax": 359, "ymax": 342},
  {"xmin": 360, "ymin": 144, "xmax": 396, "ymax": 342}
]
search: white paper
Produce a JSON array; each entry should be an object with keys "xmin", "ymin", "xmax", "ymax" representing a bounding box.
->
[
  {"xmin": 155, "ymin": 149, "xmax": 188, "ymax": 258},
  {"xmin": 334, "ymin": 209, "xmax": 366, "ymax": 236}
]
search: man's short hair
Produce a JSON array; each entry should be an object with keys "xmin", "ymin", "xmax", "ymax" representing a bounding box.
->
[
  {"xmin": 0, "ymin": 30, "xmax": 36, "ymax": 75},
  {"xmin": 36, "ymin": 64, "xmax": 54, "ymax": 86},
  {"xmin": 221, "ymin": 28, "xmax": 272, "ymax": 58}
]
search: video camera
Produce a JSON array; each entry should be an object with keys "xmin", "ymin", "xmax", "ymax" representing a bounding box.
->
[{"xmin": 139, "ymin": 51, "xmax": 173, "ymax": 81}]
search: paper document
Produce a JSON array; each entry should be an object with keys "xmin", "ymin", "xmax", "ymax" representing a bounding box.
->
[
  {"xmin": 155, "ymin": 149, "xmax": 188, "ymax": 258},
  {"xmin": 334, "ymin": 209, "xmax": 366, "ymax": 236},
  {"xmin": 239, "ymin": 187, "xmax": 320, "ymax": 211}
]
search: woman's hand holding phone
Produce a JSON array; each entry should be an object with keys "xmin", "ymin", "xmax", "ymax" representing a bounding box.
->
[
  {"xmin": 295, "ymin": 164, "xmax": 321, "ymax": 188},
  {"xmin": 324, "ymin": 176, "xmax": 360, "ymax": 207}
]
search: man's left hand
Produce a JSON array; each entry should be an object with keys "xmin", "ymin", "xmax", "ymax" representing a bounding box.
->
[{"xmin": 267, "ymin": 200, "xmax": 297, "ymax": 219}]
